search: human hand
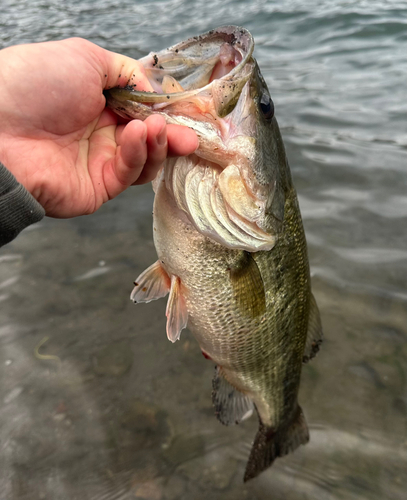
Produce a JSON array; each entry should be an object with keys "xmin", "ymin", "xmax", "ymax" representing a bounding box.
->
[{"xmin": 0, "ymin": 38, "xmax": 198, "ymax": 217}]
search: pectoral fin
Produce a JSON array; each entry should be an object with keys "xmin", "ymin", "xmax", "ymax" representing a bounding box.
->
[
  {"xmin": 303, "ymin": 293, "xmax": 323, "ymax": 363},
  {"xmin": 229, "ymin": 252, "xmax": 266, "ymax": 319},
  {"xmin": 212, "ymin": 366, "xmax": 254, "ymax": 425},
  {"xmin": 166, "ymin": 275, "xmax": 188, "ymax": 342},
  {"xmin": 131, "ymin": 261, "xmax": 171, "ymax": 303}
]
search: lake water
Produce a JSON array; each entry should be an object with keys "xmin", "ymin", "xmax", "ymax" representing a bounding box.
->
[{"xmin": 1, "ymin": 1, "xmax": 406, "ymax": 499}]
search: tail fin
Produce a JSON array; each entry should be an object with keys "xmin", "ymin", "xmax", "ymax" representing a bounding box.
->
[{"xmin": 244, "ymin": 406, "xmax": 309, "ymax": 482}]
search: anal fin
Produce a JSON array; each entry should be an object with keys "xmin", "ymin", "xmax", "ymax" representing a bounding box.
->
[
  {"xmin": 166, "ymin": 275, "xmax": 188, "ymax": 342},
  {"xmin": 303, "ymin": 292, "xmax": 323, "ymax": 363},
  {"xmin": 244, "ymin": 405, "xmax": 309, "ymax": 482},
  {"xmin": 131, "ymin": 261, "xmax": 170, "ymax": 303},
  {"xmin": 212, "ymin": 366, "xmax": 254, "ymax": 425}
]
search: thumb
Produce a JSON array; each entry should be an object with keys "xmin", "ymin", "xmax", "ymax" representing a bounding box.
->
[{"xmin": 91, "ymin": 43, "xmax": 154, "ymax": 92}]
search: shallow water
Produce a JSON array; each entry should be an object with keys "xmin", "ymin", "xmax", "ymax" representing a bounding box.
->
[{"xmin": 1, "ymin": 1, "xmax": 407, "ymax": 499}]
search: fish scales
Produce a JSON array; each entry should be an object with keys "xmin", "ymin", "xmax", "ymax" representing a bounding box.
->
[{"xmin": 106, "ymin": 25, "xmax": 322, "ymax": 482}]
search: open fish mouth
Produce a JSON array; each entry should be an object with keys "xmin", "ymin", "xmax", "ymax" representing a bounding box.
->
[
  {"xmin": 108, "ymin": 26, "xmax": 254, "ymax": 113},
  {"xmin": 106, "ymin": 26, "xmax": 282, "ymax": 252}
]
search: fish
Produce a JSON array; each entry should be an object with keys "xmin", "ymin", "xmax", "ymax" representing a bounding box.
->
[{"xmin": 105, "ymin": 25, "xmax": 323, "ymax": 482}]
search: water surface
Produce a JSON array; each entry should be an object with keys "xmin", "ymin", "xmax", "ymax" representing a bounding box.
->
[{"xmin": 1, "ymin": 1, "xmax": 406, "ymax": 499}]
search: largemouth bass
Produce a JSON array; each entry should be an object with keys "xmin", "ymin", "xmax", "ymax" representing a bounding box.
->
[{"xmin": 106, "ymin": 26, "xmax": 323, "ymax": 482}]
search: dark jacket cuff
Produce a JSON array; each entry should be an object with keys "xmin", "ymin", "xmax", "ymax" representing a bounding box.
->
[{"xmin": 0, "ymin": 162, "xmax": 45, "ymax": 247}]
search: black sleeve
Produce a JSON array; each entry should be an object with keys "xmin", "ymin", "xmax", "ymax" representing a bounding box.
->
[{"xmin": 0, "ymin": 162, "xmax": 45, "ymax": 247}]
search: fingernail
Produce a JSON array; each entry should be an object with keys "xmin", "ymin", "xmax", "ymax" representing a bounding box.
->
[{"xmin": 156, "ymin": 124, "xmax": 167, "ymax": 146}]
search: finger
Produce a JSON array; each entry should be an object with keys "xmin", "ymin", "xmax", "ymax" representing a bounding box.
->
[
  {"xmin": 132, "ymin": 114, "xmax": 168, "ymax": 185},
  {"xmin": 103, "ymin": 117, "xmax": 199, "ymax": 197},
  {"xmin": 167, "ymin": 124, "xmax": 199, "ymax": 157},
  {"xmin": 103, "ymin": 119, "xmax": 148, "ymax": 199},
  {"xmin": 110, "ymin": 111, "xmax": 198, "ymax": 160},
  {"xmin": 115, "ymin": 123, "xmax": 126, "ymax": 145},
  {"xmin": 92, "ymin": 44, "xmax": 155, "ymax": 92}
]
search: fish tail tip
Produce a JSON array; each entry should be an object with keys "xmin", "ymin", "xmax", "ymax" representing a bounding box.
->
[{"xmin": 244, "ymin": 405, "xmax": 309, "ymax": 482}]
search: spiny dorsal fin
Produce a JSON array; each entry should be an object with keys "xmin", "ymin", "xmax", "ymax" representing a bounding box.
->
[
  {"xmin": 212, "ymin": 366, "xmax": 254, "ymax": 425},
  {"xmin": 303, "ymin": 293, "xmax": 323, "ymax": 363}
]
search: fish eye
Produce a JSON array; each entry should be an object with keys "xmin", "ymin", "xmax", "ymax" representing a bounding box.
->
[{"xmin": 260, "ymin": 92, "xmax": 274, "ymax": 120}]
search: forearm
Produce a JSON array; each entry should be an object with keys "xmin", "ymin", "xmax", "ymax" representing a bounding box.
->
[{"xmin": 0, "ymin": 162, "xmax": 45, "ymax": 247}]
